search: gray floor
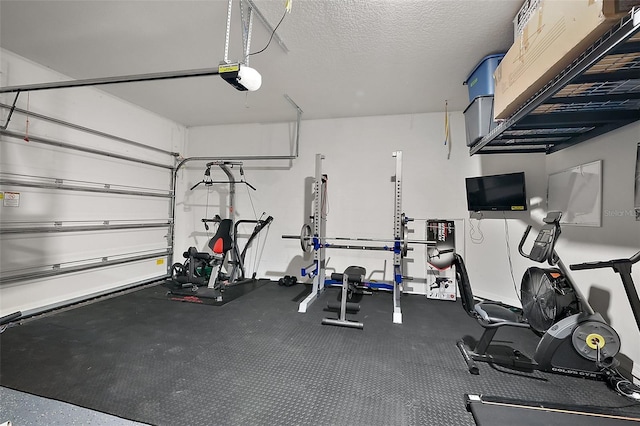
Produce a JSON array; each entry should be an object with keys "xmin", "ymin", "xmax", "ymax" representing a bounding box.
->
[
  {"xmin": 1, "ymin": 282, "xmax": 639, "ymax": 425},
  {"xmin": 0, "ymin": 386, "xmax": 147, "ymax": 426}
]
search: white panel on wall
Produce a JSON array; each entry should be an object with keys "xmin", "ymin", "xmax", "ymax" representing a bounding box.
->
[{"xmin": 548, "ymin": 160, "xmax": 602, "ymax": 227}]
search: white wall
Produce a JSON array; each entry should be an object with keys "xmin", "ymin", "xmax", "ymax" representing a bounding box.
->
[
  {"xmin": 181, "ymin": 113, "xmax": 546, "ymax": 299},
  {"xmin": 545, "ymin": 122, "xmax": 640, "ymax": 377},
  {"xmin": 0, "ymin": 49, "xmax": 186, "ymax": 315}
]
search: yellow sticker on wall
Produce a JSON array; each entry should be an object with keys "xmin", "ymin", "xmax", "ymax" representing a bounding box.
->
[{"xmin": 156, "ymin": 259, "xmax": 165, "ymax": 265}]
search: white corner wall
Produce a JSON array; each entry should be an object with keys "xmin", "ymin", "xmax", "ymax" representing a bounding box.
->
[
  {"xmin": 545, "ymin": 122, "xmax": 640, "ymax": 376},
  {"xmin": 0, "ymin": 49, "xmax": 186, "ymax": 316}
]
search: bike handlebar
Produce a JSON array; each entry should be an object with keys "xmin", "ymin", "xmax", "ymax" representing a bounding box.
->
[
  {"xmin": 570, "ymin": 250, "xmax": 640, "ymax": 271},
  {"xmin": 518, "ymin": 225, "xmax": 533, "ymax": 259}
]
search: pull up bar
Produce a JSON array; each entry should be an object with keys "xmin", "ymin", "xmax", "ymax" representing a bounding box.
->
[
  {"xmin": 190, "ymin": 160, "xmax": 256, "ymax": 191},
  {"xmin": 190, "ymin": 180, "xmax": 256, "ymax": 191}
]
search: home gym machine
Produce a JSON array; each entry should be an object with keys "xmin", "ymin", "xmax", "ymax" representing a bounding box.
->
[
  {"xmin": 282, "ymin": 151, "xmax": 435, "ymax": 325},
  {"xmin": 166, "ymin": 160, "xmax": 273, "ymax": 304},
  {"xmin": 456, "ymin": 211, "xmax": 640, "ymax": 400}
]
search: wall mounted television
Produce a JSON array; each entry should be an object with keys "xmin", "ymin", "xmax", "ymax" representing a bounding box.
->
[{"xmin": 465, "ymin": 172, "xmax": 528, "ymax": 212}]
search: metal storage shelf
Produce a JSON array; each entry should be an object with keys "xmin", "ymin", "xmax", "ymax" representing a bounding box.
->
[{"xmin": 470, "ymin": 8, "xmax": 640, "ymax": 155}]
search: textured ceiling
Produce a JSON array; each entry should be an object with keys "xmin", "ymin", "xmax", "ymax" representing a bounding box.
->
[{"xmin": 0, "ymin": 0, "xmax": 522, "ymax": 127}]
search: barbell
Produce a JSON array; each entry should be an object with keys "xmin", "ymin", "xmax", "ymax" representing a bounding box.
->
[{"xmin": 282, "ymin": 223, "xmax": 434, "ymax": 256}]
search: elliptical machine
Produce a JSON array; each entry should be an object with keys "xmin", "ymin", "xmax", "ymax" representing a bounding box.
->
[
  {"xmin": 457, "ymin": 212, "xmax": 640, "ymax": 397},
  {"xmin": 570, "ymin": 247, "xmax": 640, "ymax": 400},
  {"xmin": 517, "ymin": 211, "xmax": 620, "ymax": 379}
]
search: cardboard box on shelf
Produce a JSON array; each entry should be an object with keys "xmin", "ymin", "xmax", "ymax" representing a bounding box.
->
[{"xmin": 493, "ymin": 0, "xmax": 639, "ymax": 120}]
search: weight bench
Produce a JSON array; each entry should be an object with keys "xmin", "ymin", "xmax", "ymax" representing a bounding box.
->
[{"xmin": 322, "ymin": 266, "xmax": 366, "ymax": 329}]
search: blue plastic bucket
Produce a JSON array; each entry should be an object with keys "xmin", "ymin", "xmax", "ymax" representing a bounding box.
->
[{"xmin": 464, "ymin": 54, "xmax": 505, "ymax": 102}]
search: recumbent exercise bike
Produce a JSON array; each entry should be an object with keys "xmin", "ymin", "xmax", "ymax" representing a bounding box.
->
[{"xmin": 455, "ymin": 211, "xmax": 640, "ymax": 400}]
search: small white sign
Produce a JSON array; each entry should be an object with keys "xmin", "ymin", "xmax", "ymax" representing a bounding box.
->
[{"xmin": 3, "ymin": 191, "xmax": 20, "ymax": 207}]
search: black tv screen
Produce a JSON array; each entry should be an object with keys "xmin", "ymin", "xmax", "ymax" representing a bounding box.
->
[{"xmin": 465, "ymin": 172, "xmax": 527, "ymax": 212}]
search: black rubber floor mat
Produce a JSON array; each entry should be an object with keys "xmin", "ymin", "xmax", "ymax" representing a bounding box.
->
[
  {"xmin": 163, "ymin": 278, "xmax": 267, "ymax": 306},
  {"xmin": 1, "ymin": 283, "xmax": 639, "ymax": 426}
]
